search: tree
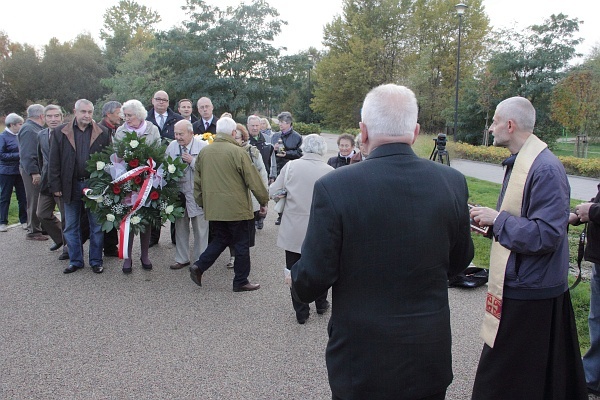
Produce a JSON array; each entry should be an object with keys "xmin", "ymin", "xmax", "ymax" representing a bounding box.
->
[
  {"xmin": 39, "ymin": 34, "xmax": 110, "ymax": 109},
  {"xmin": 480, "ymin": 14, "xmax": 582, "ymax": 145},
  {"xmin": 100, "ymin": 0, "xmax": 161, "ymax": 72},
  {"xmin": 0, "ymin": 43, "xmax": 41, "ymax": 112},
  {"xmin": 156, "ymin": 0, "xmax": 285, "ymax": 116}
]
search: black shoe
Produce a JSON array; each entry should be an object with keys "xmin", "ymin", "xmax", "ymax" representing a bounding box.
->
[
  {"xmin": 189, "ymin": 264, "xmax": 203, "ymax": 286},
  {"xmin": 91, "ymin": 265, "xmax": 104, "ymax": 274},
  {"xmin": 141, "ymin": 260, "xmax": 153, "ymax": 270},
  {"xmin": 275, "ymin": 216, "xmax": 281, "ymax": 225},
  {"xmin": 317, "ymin": 301, "xmax": 330, "ymax": 315},
  {"xmin": 297, "ymin": 316, "xmax": 308, "ymax": 324},
  {"xmin": 122, "ymin": 267, "xmax": 132, "ymax": 274},
  {"xmin": 257, "ymin": 220, "xmax": 264, "ymax": 230},
  {"xmin": 63, "ymin": 265, "xmax": 83, "ymax": 274},
  {"xmin": 58, "ymin": 252, "xmax": 70, "ymax": 260},
  {"xmin": 49, "ymin": 242, "xmax": 63, "ymax": 251},
  {"xmin": 589, "ymin": 387, "xmax": 600, "ymax": 396}
]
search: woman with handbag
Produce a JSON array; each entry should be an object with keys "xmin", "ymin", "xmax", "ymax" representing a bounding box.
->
[{"xmin": 269, "ymin": 134, "xmax": 334, "ymax": 324}]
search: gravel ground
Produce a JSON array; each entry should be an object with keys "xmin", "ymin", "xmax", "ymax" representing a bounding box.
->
[{"xmin": 1, "ymin": 134, "xmax": 595, "ymax": 399}]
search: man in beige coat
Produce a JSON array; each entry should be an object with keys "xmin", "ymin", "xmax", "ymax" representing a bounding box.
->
[{"xmin": 190, "ymin": 117, "xmax": 269, "ymax": 292}]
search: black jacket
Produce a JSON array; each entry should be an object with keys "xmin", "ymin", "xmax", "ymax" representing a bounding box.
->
[
  {"xmin": 146, "ymin": 108, "xmax": 183, "ymax": 141},
  {"xmin": 327, "ymin": 152, "xmax": 353, "ymax": 169},
  {"xmin": 192, "ymin": 116, "xmax": 218, "ymax": 135},
  {"xmin": 291, "ymin": 143, "xmax": 473, "ymax": 399},
  {"xmin": 48, "ymin": 121, "xmax": 110, "ymax": 203},
  {"xmin": 584, "ymin": 185, "xmax": 600, "ymax": 264},
  {"xmin": 271, "ymin": 129, "xmax": 302, "ymax": 175}
]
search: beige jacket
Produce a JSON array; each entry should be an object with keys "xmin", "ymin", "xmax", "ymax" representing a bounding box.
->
[{"xmin": 269, "ymin": 153, "xmax": 334, "ymax": 253}]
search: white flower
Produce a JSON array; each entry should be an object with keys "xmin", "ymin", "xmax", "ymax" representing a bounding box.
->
[
  {"xmin": 129, "ymin": 140, "xmax": 139, "ymax": 149},
  {"xmin": 106, "ymin": 213, "xmax": 115, "ymax": 222},
  {"xmin": 165, "ymin": 205, "xmax": 174, "ymax": 214},
  {"xmin": 95, "ymin": 196, "xmax": 104, "ymax": 203},
  {"xmin": 167, "ymin": 164, "xmax": 176, "ymax": 174},
  {"xmin": 96, "ymin": 161, "xmax": 106, "ymax": 170},
  {"xmin": 131, "ymin": 215, "xmax": 141, "ymax": 225}
]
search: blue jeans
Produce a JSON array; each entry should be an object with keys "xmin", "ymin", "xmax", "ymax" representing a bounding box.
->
[
  {"xmin": 63, "ymin": 180, "xmax": 103, "ymax": 267},
  {"xmin": 194, "ymin": 220, "xmax": 252, "ymax": 288},
  {"xmin": 0, "ymin": 173, "xmax": 27, "ymax": 224},
  {"xmin": 584, "ymin": 263, "xmax": 600, "ymax": 391}
]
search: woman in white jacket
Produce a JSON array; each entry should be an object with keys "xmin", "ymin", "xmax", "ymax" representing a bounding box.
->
[{"xmin": 269, "ymin": 134, "xmax": 334, "ymax": 324}]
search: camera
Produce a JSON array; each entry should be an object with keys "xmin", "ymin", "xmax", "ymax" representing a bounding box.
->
[{"xmin": 433, "ymin": 133, "xmax": 447, "ymax": 151}]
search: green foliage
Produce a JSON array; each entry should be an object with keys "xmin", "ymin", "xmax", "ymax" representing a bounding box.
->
[
  {"xmin": 292, "ymin": 122, "xmax": 321, "ymax": 135},
  {"xmin": 156, "ymin": 0, "xmax": 284, "ymax": 117},
  {"xmin": 100, "ymin": 0, "xmax": 161, "ymax": 73}
]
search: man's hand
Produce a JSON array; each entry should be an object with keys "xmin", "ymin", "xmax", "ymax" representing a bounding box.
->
[
  {"xmin": 275, "ymin": 151, "xmax": 286, "ymax": 157},
  {"xmin": 269, "ymin": 178, "xmax": 275, "ymax": 185},
  {"xmin": 568, "ymin": 212, "xmax": 579, "ymax": 225},
  {"xmin": 53, "ymin": 192, "xmax": 62, "ymax": 197},
  {"xmin": 575, "ymin": 202, "xmax": 593, "ymax": 222},
  {"xmin": 259, "ymin": 205, "xmax": 268, "ymax": 216},
  {"xmin": 470, "ymin": 206, "xmax": 499, "ymax": 227},
  {"xmin": 181, "ymin": 153, "xmax": 193, "ymax": 164},
  {"xmin": 31, "ymin": 173, "xmax": 41, "ymax": 185}
]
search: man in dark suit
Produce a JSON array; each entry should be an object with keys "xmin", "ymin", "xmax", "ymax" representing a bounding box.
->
[
  {"xmin": 192, "ymin": 97, "xmax": 218, "ymax": 135},
  {"xmin": 146, "ymin": 90, "xmax": 183, "ymax": 142},
  {"xmin": 177, "ymin": 98, "xmax": 198, "ymax": 123},
  {"xmin": 146, "ymin": 90, "xmax": 182, "ymax": 246},
  {"xmin": 291, "ymin": 84, "xmax": 474, "ymax": 400}
]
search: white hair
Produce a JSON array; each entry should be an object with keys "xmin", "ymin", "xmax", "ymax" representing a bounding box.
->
[
  {"xmin": 247, "ymin": 115, "xmax": 261, "ymax": 124},
  {"xmin": 361, "ymin": 84, "xmax": 418, "ymax": 140},
  {"xmin": 496, "ymin": 97, "xmax": 536, "ymax": 133},
  {"xmin": 301, "ymin": 134, "xmax": 327, "ymax": 156},
  {"xmin": 26, "ymin": 104, "xmax": 44, "ymax": 119},
  {"xmin": 5, "ymin": 113, "xmax": 24, "ymax": 127},
  {"xmin": 121, "ymin": 99, "xmax": 148, "ymax": 121},
  {"xmin": 74, "ymin": 99, "xmax": 94, "ymax": 112},
  {"xmin": 216, "ymin": 117, "xmax": 237, "ymax": 135}
]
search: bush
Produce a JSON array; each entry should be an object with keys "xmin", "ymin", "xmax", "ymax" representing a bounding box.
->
[
  {"xmin": 293, "ymin": 122, "xmax": 321, "ymax": 135},
  {"xmin": 450, "ymin": 141, "xmax": 600, "ymax": 178}
]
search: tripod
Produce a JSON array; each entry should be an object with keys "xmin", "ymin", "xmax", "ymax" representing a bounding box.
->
[{"xmin": 429, "ymin": 141, "xmax": 450, "ymax": 166}]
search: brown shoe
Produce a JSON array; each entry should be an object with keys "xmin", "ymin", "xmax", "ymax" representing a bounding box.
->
[
  {"xmin": 170, "ymin": 261, "xmax": 190, "ymax": 270},
  {"xmin": 233, "ymin": 282, "xmax": 261, "ymax": 292},
  {"xmin": 26, "ymin": 234, "xmax": 49, "ymax": 241},
  {"xmin": 189, "ymin": 264, "xmax": 203, "ymax": 286}
]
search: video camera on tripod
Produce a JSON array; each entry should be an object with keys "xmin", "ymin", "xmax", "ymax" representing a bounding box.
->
[{"xmin": 429, "ymin": 133, "xmax": 450, "ymax": 165}]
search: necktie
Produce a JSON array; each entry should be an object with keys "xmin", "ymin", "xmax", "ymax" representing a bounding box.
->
[
  {"xmin": 158, "ymin": 114, "xmax": 165, "ymax": 130},
  {"xmin": 205, "ymin": 121, "xmax": 210, "ymax": 131}
]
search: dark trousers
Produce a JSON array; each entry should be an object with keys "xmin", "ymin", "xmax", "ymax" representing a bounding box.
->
[
  {"xmin": 286, "ymin": 251, "xmax": 328, "ymax": 319},
  {"xmin": 0, "ymin": 173, "xmax": 27, "ymax": 224},
  {"xmin": 195, "ymin": 220, "xmax": 252, "ymax": 288},
  {"xmin": 333, "ymin": 390, "xmax": 445, "ymax": 400},
  {"xmin": 104, "ymin": 229, "xmax": 118, "ymax": 254}
]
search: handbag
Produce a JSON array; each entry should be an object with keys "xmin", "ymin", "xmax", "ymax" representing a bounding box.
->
[{"xmin": 272, "ymin": 162, "xmax": 291, "ymax": 214}]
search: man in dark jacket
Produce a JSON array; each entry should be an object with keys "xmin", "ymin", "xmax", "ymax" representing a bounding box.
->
[
  {"xmin": 291, "ymin": 84, "xmax": 474, "ymax": 400},
  {"xmin": 18, "ymin": 104, "xmax": 48, "ymax": 240},
  {"xmin": 146, "ymin": 90, "xmax": 183, "ymax": 142},
  {"xmin": 177, "ymin": 99, "xmax": 198, "ymax": 123},
  {"xmin": 270, "ymin": 111, "xmax": 302, "ymax": 179},
  {"xmin": 247, "ymin": 115, "xmax": 276, "ymax": 229},
  {"xmin": 146, "ymin": 91, "xmax": 182, "ymax": 246},
  {"xmin": 37, "ymin": 105, "xmax": 66, "ymax": 254},
  {"xmin": 49, "ymin": 99, "xmax": 110, "ymax": 275},
  {"xmin": 192, "ymin": 97, "xmax": 218, "ymax": 135},
  {"xmin": 571, "ymin": 185, "xmax": 600, "ymax": 395}
]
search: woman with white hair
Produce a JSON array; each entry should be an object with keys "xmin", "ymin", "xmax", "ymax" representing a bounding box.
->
[
  {"xmin": 114, "ymin": 99, "xmax": 161, "ymax": 274},
  {"xmin": 269, "ymin": 134, "xmax": 334, "ymax": 324},
  {"xmin": 115, "ymin": 99, "xmax": 161, "ymax": 145},
  {"xmin": 0, "ymin": 113, "xmax": 27, "ymax": 232}
]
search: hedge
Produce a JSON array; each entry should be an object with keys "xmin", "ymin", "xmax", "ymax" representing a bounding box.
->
[{"xmin": 451, "ymin": 142, "xmax": 600, "ymax": 178}]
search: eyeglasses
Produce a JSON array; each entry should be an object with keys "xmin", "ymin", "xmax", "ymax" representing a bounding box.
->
[{"xmin": 154, "ymin": 98, "xmax": 169, "ymax": 103}]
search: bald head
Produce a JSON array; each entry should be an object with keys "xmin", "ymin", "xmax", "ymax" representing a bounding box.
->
[
  {"xmin": 174, "ymin": 119, "xmax": 194, "ymax": 146},
  {"xmin": 495, "ymin": 97, "xmax": 536, "ymax": 134},
  {"xmin": 152, "ymin": 90, "xmax": 170, "ymax": 114},
  {"xmin": 197, "ymin": 97, "xmax": 214, "ymax": 120}
]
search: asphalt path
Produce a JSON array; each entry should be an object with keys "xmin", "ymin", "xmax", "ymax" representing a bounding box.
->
[{"xmin": 0, "ymin": 135, "xmax": 594, "ymax": 399}]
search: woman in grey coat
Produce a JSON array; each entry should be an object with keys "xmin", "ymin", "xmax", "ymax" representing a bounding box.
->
[{"xmin": 269, "ymin": 134, "xmax": 334, "ymax": 324}]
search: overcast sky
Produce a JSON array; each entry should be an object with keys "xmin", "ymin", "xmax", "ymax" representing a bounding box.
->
[{"xmin": 3, "ymin": 0, "xmax": 599, "ymax": 58}]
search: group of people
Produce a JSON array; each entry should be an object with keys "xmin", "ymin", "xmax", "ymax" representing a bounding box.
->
[{"xmin": 1, "ymin": 83, "xmax": 599, "ymax": 399}]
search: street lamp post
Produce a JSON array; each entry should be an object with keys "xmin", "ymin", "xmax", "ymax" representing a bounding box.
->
[{"xmin": 453, "ymin": 3, "xmax": 467, "ymax": 141}]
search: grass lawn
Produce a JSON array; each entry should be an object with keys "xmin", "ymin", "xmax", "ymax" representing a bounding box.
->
[
  {"xmin": 554, "ymin": 139, "xmax": 600, "ymax": 159},
  {"xmin": 7, "ymin": 192, "xmax": 22, "ymax": 225}
]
